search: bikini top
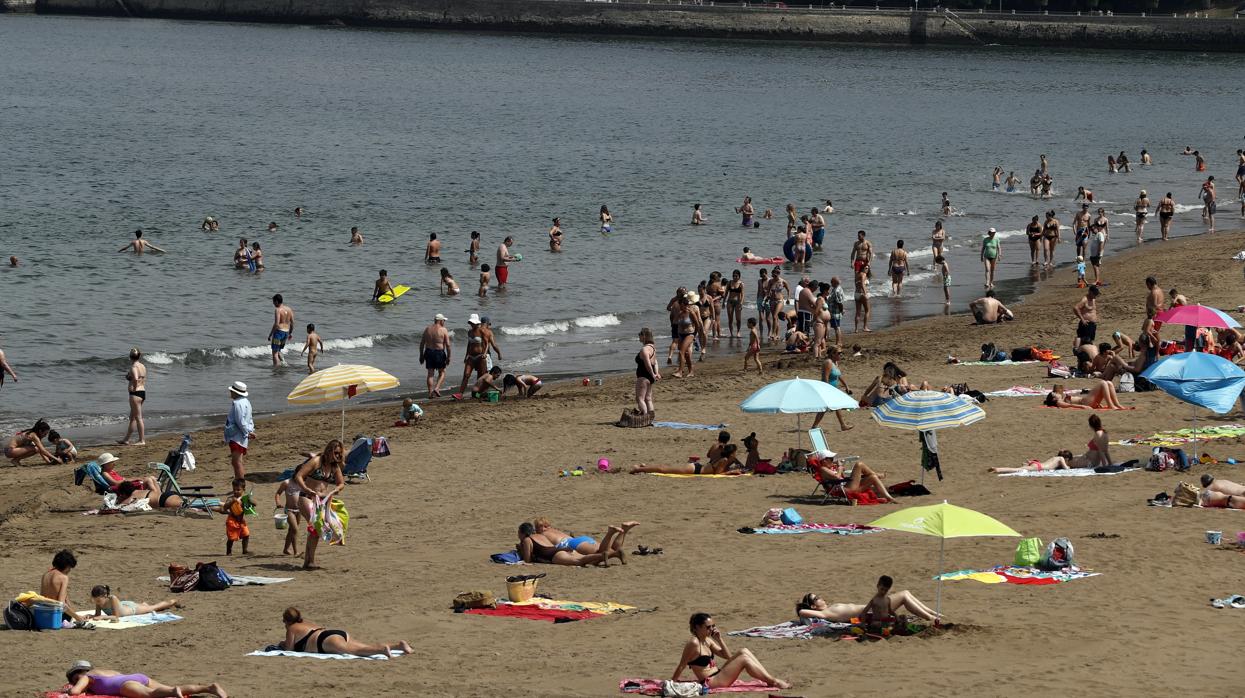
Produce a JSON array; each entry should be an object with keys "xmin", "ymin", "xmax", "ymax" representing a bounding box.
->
[{"xmin": 689, "ymin": 654, "xmax": 713, "ymax": 668}]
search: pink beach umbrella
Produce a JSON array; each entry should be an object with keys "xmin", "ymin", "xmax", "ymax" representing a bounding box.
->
[{"xmin": 1153, "ymin": 304, "xmax": 1240, "ymax": 330}]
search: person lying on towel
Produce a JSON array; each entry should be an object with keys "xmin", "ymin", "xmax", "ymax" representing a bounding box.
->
[
  {"xmin": 630, "ymin": 444, "xmax": 742, "ymax": 475},
  {"xmin": 1200, "ymin": 474, "xmax": 1245, "ymax": 509},
  {"xmin": 796, "ymin": 576, "xmax": 941, "ymax": 625}
]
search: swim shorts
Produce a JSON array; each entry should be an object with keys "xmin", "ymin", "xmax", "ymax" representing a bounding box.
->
[
  {"xmin": 972, "ymin": 308, "xmax": 986, "ymax": 324},
  {"xmin": 853, "ymin": 259, "xmax": 865, "ymax": 273},
  {"xmin": 830, "ymin": 317, "xmax": 841, "ymax": 329},
  {"xmin": 813, "ymin": 228, "xmax": 826, "ymax": 246},
  {"xmin": 496, "ymin": 265, "xmax": 510, "ymax": 284},
  {"xmin": 423, "ymin": 348, "xmax": 448, "ymax": 370},
  {"xmin": 742, "ymin": 217, "xmax": 753, "ymax": 227},
  {"xmin": 1207, "ymin": 201, "xmax": 1217, "ymax": 215},
  {"xmin": 270, "ymin": 330, "xmax": 289, "ymax": 352},
  {"xmin": 229, "ymin": 441, "xmax": 247, "ymax": 455},
  {"xmin": 556, "ymin": 535, "xmax": 596, "ymax": 551},
  {"xmin": 992, "ymin": 183, "xmax": 1000, "ymax": 191},
  {"xmin": 1077, "ymin": 321, "xmax": 1098, "ymax": 343},
  {"xmin": 427, "ymin": 256, "xmax": 441, "ymax": 263},
  {"xmin": 226, "ymin": 517, "xmax": 250, "ymax": 541},
  {"xmin": 797, "ymin": 310, "xmax": 812, "ymax": 333},
  {"xmin": 1089, "ymin": 255, "xmax": 1102, "ymax": 267}
]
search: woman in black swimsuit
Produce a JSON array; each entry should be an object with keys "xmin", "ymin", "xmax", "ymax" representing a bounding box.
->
[
  {"xmin": 292, "ymin": 440, "xmax": 346, "ymax": 570},
  {"xmin": 725, "ymin": 270, "xmax": 745, "ymax": 338},
  {"xmin": 634, "ymin": 328, "xmax": 659, "ymax": 416},
  {"xmin": 119, "ymin": 348, "xmax": 147, "ymax": 446},
  {"xmin": 516, "ymin": 522, "xmax": 619, "ymax": 566},
  {"xmin": 673, "ymin": 613, "xmax": 791, "ymax": 690},
  {"xmin": 281, "ymin": 607, "xmax": 412, "ymax": 657}
]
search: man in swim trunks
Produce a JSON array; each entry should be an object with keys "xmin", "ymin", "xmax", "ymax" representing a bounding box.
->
[
  {"xmin": 425, "ymin": 233, "xmax": 441, "ymax": 263},
  {"xmin": 1072, "ymin": 204, "xmax": 1091, "ymax": 259},
  {"xmin": 796, "ymin": 281, "xmax": 816, "ymax": 335},
  {"xmin": 419, "ymin": 313, "xmax": 452, "ymax": 397},
  {"xmin": 372, "ymin": 269, "xmax": 394, "ymax": 301},
  {"xmin": 849, "ymin": 230, "xmax": 872, "ymax": 274},
  {"xmin": 1073, "ymin": 286, "xmax": 1100, "ymax": 348},
  {"xmin": 1004, "ymin": 171, "xmax": 1019, "ymax": 193},
  {"xmin": 992, "ymin": 166, "xmax": 1002, "ymax": 191},
  {"xmin": 269, "ymin": 293, "xmax": 295, "ymax": 366},
  {"xmin": 969, "ymin": 290, "xmax": 1012, "ymax": 324},
  {"xmin": 1144, "ymin": 276, "xmax": 1163, "ymax": 319},
  {"xmin": 809, "ymin": 208, "xmax": 827, "ymax": 249},
  {"xmin": 496, "ymin": 236, "xmax": 516, "ymax": 288}
]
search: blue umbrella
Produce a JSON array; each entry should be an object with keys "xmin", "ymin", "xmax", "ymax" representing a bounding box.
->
[
  {"xmin": 740, "ymin": 377, "xmax": 856, "ymax": 450},
  {"xmin": 1141, "ymin": 352, "xmax": 1245, "ymax": 455}
]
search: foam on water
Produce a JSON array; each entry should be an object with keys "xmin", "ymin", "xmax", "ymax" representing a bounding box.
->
[{"xmin": 501, "ymin": 314, "xmax": 622, "ymax": 336}]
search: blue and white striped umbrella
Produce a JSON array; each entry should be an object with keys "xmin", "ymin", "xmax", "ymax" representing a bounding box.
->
[{"xmin": 872, "ymin": 391, "xmax": 985, "ymax": 431}]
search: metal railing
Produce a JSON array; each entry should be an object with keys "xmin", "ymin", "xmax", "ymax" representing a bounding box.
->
[{"xmin": 569, "ymin": 0, "xmax": 1242, "ymax": 19}]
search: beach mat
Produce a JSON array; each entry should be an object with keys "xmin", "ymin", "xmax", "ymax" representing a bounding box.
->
[
  {"xmin": 92, "ymin": 612, "xmax": 182, "ymax": 630},
  {"xmin": 620, "ymin": 678, "xmax": 774, "ymax": 695},
  {"xmin": 157, "ymin": 574, "xmax": 292, "ymax": 586},
  {"xmin": 986, "ymin": 385, "xmax": 1084, "ymax": 398},
  {"xmin": 649, "ymin": 472, "xmax": 751, "ymax": 478},
  {"xmin": 999, "ymin": 467, "xmax": 1139, "ymax": 478},
  {"xmin": 937, "ymin": 565, "xmax": 1099, "ymax": 585},
  {"xmin": 510, "ymin": 598, "xmax": 635, "ymax": 613},
  {"xmin": 954, "ymin": 360, "xmax": 1044, "ymax": 366},
  {"xmin": 740, "ymin": 523, "xmax": 884, "ymax": 535},
  {"xmin": 652, "ymin": 421, "xmax": 728, "ymax": 430},
  {"xmin": 462, "ymin": 602, "xmax": 604, "ymax": 622},
  {"xmin": 248, "ymin": 648, "xmax": 408, "ymax": 660},
  {"xmin": 47, "ymin": 688, "xmax": 112, "ymax": 698},
  {"xmin": 728, "ymin": 619, "xmax": 850, "ymax": 639},
  {"xmin": 1115, "ymin": 424, "xmax": 1245, "ymax": 447}
]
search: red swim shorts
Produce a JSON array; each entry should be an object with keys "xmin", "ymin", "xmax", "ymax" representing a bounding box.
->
[
  {"xmin": 497, "ymin": 265, "xmax": 510, "ymax": 284},
  {"xmin": 229, "ymin": 441, "xmax": 247, "ymax": 455}
]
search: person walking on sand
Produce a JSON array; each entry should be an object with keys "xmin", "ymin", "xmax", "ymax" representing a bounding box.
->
[
  {"xmin": 117, "ymin": 229, "xmax": 165, "ymax": 255},
  {"xmin": 419, "ymin": 313, "xmax": 452, "ymax": 398},
  {"xmin": 1041, "ymin": 210, "xmax": 1061, "ymax": 269},
  {"xmin": 980, "ymin": 227, "xmax": 1000, "ymax": 289},
  {"xmin": 224, "ymin": 381, "xmax": 255, "ymax": 481},
  {"xmin": 1134, "ymin": 190, "xmax": 1150, "ymax": 243},
  {"xmin": 1201, "ymin": 175, "xmax": 1217, "ymax": 233},
  {"xmin": 853, "ymin": 259, "xmax": 871, "ymax": 333},
  {"xmin": 635, "ymin": 327, "xmax": 659, "ymax": 415},
  {"xmin": 269, "ymin": 294, "xmax": 294, "ymax": 366},
  {"xmin": 1088, "ymin": 220, "xmax": 1107, "ymax": 286},
  {"xmin": 496, "ymin": 236, "xmax": 517, "ymax": 288},
  {"xmin": 1073, "ymin": 286, "xmax": 1100, "ymax": 349},
  {"xmin": 0, "ymin": 338, "xmax": 17, "ymax": 391},
  {"xmin": 118, "ymin": 348, "xmax": 146, "ymax": 446}
]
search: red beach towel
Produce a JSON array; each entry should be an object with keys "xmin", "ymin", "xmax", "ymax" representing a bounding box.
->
[{"xmin": 463, "ymin": 605, "xmax": 603, "ymax": 622}]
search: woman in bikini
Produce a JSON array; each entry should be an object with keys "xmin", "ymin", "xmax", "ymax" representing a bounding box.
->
[
  {"xmin": 630, "ymin": 444, "xmax": 742, "ymax": 475},
  {"xmin": 119, "ymin": 348, "xmax": 146, "ymax": 446},
  {"xmin": 672, "ymin": 295, "xmax": 702, "ymax": 379},
  {"xmin": 992, "ymin": 414, "xmax": 1111, "ymax": 473},
  {"xmin": 599, "ymin": 205, "xmax": 613, "ymax": 234},
  {"xmin": 291, "ymin": 440, "xmax": 346, "ymax": 570},
  {"xmin": 706, "ymin": 272, "xmax": 724, "ymax": 339},
  {"xmin": 795, "ymin": 586, "xmax": 939, "ymax": 624},
  {"xmin": 1042, "ymin": 380, "xmax": 1126, "ymax": 410},
  {"xmin": 281, "ymin": 607, "xmax": 412, "ymax": 657},
  {"xmin": 988, "ymin": 449, "xmax": 1088, "ymax": 474},
  {"xmin": 930, "ymin": 220, "xmax": 946, "ymax": 258},
  {"xmin": 457, "ymin": 316, "xmax": 490, "ymax": 395},
  {"xmin": 89, "ymin": 585, "xmax": 181, "ymax": 620},
  {"xmin": 725, "ymin": 270, "xmax": 744, "ymax": 338},
  {"xmin": 440, "ymin": 267, "xmax": 460, "ymax": 295},
  {"xmin": 672, "ymin": 613, "xmax": 792, "ymax": 690},
  {"xmin": 517, "ymin": 522, "xmax": 620, "ymax": 566},
  {"xmin": 5, "ymin": 419, "xmax": 57, "ymax": 465},
  {"xmin": 65, "ymin": 660, "xmax": 226, "ymax": 698},
  {"xmin": 634, "ymin": 328, "xmax": 659, "ymax": 415}
]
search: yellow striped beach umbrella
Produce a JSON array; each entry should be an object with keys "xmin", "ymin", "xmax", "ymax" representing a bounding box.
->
[{"xmin": 287, "ymin": 364, "xmax": 400, "ymax": 441}]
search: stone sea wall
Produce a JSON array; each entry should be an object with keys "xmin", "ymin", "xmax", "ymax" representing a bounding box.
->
[{"xmin": 25, "ymin": 0, "xmax": 1245, "ymax": 52}]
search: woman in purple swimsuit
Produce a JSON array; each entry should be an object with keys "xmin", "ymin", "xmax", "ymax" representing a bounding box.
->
[{"xmin": 65, "ymin": 659, "xmax": 227, "ymax": 697}]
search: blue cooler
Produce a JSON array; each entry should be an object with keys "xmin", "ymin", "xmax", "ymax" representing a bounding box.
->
[
  {"xmin": 32, "ymin": 601, "xmax": 64, "ymax": 630},
  {"xmin": 780, "ymin": 508, "xmax": 803, "ymax": 525}
]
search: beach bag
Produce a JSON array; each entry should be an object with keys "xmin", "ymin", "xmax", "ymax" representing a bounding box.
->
[
  {"xmin": 452, "ymin": 591, "xmax": 496, "ymax": 611},
  {"xmin": 314, "ymin": 496, "xmax": 348, "ymax": 546},
  {"xmin": 1047, "ymin": 362, "xmax": 1072, "ymax": 379},
  {"xmin": 1037, "ymin": 538, "xmax": 1074, "ymax": 572},
  {"xmin": 1010, "ymin": 347, "xmax": 1033, "ymax": 362},
  {"xmin": 169, "ymin": 569, "xmax": 200, "ymax": 593},
  {"xmin": 1118, "ymin": 373, "xmax": 1135, "ymax": 393},
  {"xmin": 1172, "ymin": 481, "xmax": 1200, "ymax": 507},
  {"xmin": 194, "ymin": 562, "xmax": 229, "ymax": 592},
  {"xmin": 661, "ymin": 681, "xmax": 703, "ymax": 697},
  {"xmin": 1147, "ymin": 449, "xmax": 1176, "ymax": 472},
  {"xmin": 1014, "ymin": 537, "xmax": 1043, "ymax": 567},
  {"xmin": 4, "ymin": 600, "xmax": 36, "ymax": 631},
  {"xmin": 371, "ymin": 437, "xmax": 391, "ymax": 457},
  {"xmin": 752, "ymin": 459, "xmax": 777, "ymax": 475}
]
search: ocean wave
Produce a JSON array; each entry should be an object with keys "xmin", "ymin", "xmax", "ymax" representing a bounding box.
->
[
  {"xmin": 509, "ymin": 347, "xmax": 547, "ymax": 368},
  {"xmin": 501, "ymin": 314, "xmax": 621, "ymax": 336},
  {"xmin": 1173, "ymin": 203, "xmax": 1204, "ymax": 214}
]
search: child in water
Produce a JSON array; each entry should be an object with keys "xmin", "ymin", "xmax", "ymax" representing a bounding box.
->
[
  {"xmin": 220, "ymin": 478, "xmax": 250, "ymax": 556},
  {"xmin": 440, "ymin": 268, "xmax": 460, "ymax": 296},
  {"xmin": 468, "ymin": 231, "xmax": 480, "ymax": 265},
  {"xmin": 302, "ymin": 324, "xmax": 323, "ymax": 374},
  {"xmin": 478, "ymin": 264, "xmax": 491, "ymax": 298}
]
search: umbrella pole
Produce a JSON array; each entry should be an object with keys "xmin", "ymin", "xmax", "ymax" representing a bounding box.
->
[
  {"xmin": 341, "ymin": 405, "xmax": 346, "ymax": 444},
  {"xmin": 1192, "ymin": 405, "xmax": 1198, "ymax": 464},
  {"xmin": 936, "ymin": 536, "xmax": 945, "ymax": 618},
  {"xmin": 797, "ymin": 414, "xmax": 802, "ymax": 452}
]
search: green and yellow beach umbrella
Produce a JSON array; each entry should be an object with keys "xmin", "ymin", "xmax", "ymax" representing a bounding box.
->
[{"xmin": 287, "ymin": 364, "xmax": 400, "ymax": 442}]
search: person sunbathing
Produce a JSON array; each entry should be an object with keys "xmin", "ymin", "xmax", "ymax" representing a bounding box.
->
[
  {"xmin": 1089, "ymin": 345, "xmax": 1136, "ymax": 382},
  {"xmin": 65, "ymin": 660, "xmax": 226, "ymax": 697},
  {"xmin": 672, "ymin": 613, "xmax": 792, "ymax": 690},
  {"xmin": 89, "ymin": 585, "xmax": 182, "ymax": 620},
  {"xmin": 1200, "ymin": 474, "xmax": 1245, "ymax": 508},
  {"xmin": 813, "ymin": 453, "xmax": 893, "ymax": 501},
  {"xmin": 113, "ymin": 481, "xmax": 187, "ymax": 510},
  {"xmin": 795, "ymin": 579, "xmax": 941, "ymax": 625},
  {"xmin": 988, "ymin": 450, "xmax": 1090, "ymax": 474},
  {"xmin": 863, "ymin": 575, "xmax": 942, "ymax": 624},
  {"xmin": 706, "ymin": 430, "xmax": 732, "ymax": 461},
  {"xmin": 859, "ymin": 362, "xmax": 928, "ymax": 407},
  {"xmin": 531, "ymin": 517, "xmax": 635, "ymax": 563},
  {"xmin": 280, "ymin": 607, "xmax": 412, "ymax": 657},
  {"xmin": 97, "ymin": 453, "xmax": 161, "ymax": 493},
  {"xmin": 1043, "ymin": 380, "xmax": 1126, "ymax": 409},
  {"xmin": 741, "ymin": 432, "xmax": 766, "ymax": 471},
  {"xmin": 630, "ymin": 445, "xmax": 742, "ymax": 475},
  {"xmin": 517, "ymin": 522, "xmax": 621, "ymax": 566}
]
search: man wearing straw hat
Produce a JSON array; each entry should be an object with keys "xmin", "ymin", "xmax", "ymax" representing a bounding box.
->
[{"xmin": 224, "ymin": 381, "xmax": 255, "ymax": 480}]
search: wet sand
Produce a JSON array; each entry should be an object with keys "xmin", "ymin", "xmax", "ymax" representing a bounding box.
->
[{"xmin": 3, "ymin": 230, "xmax": 1245, "ymax": 697}]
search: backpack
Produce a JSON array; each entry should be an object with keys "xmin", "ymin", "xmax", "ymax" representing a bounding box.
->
[
  {"xmin": 452, "ymin": 591, "xmax": 496, "ymax": 611},
  {"xmin": 1147, "ymin": 450, "xmax": 1176, "ymax": 472},
  {"xmin": 1010, "ymin": 347, "xmax": 1034, "ymax": 362},
  {"xmin": 371, "ymin": 437, "xmax": 391, "ymax": 457},
  {"xmin": 193, "ymin": 562, "xmax": 230, "ymax": 592},
  {"xmin": 1037, "ymin": 537, "xmax": 1074, "ymax": 572},
  {"xmin": 1014, "ymin": 537, "xmax": 1044, "ymax": 567},
  {"xmin": 979, "ymin": 343, "xmax": 996, "ymax": 362},
  {"xmin": 3, "ymin": 600, "xmax": 37, "ymax": 631}
]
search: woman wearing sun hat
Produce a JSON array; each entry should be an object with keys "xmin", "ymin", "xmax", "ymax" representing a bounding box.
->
[
  {"xmin": 224, "ymin": 381, "xmax": 255, "ymax": 480},
  {"xmin": 64, "ymin": 659, "xmax": 227, "ymax": 697}
]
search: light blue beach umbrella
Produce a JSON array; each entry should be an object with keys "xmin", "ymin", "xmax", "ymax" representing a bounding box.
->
[
  {"xmin": 740, "ymin": 377, "xmax": 856, "ymax": 450},
  {"xmin": 1141, "ymin": 351, "xmax": 1245, "ymax": 456}
]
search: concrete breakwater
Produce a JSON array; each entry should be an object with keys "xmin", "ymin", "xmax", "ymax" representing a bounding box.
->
[{"xmin": 25, "ymin": 0, "xmax": 1245, "ymax": 51}]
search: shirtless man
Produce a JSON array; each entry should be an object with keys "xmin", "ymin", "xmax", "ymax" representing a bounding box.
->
[
  {"xmin": 1156, "ymin": 192, "xmax": 1175, "ymax": 241},
  {"xmin": 1144, "ymin": 277, "xmax": 1164, "ymax": 319},
  {"xmin": 1025, "ymin": 215, "xmax": 1043, "ymax": 266},
  {"xmin": 1134, "ymin": 190, "xmax": 1150, "ymax": 243},
  {"xmin": 233, "ymin": 238, "xmax": 249, "ymax": 268},
  {"xmin": 419, "ymin": 314, "xmax": 452, "ymax": 397},
  {"xmin": 809, "ymin": 208, "xmax": 827, "ymax": 250},
  {"xmin": 668, "ymin": 287, "xmax": 689, "ymax": 364},
  {"xmin": 302, "ymin": 323, "xmax": 323, "ymax": 374},
  {"xmin": 1041, "ymin": 210, "xmax": 1061, "ymax": 269},
  {"xmin": 1073, "ymin": 286, "xmax": 1100, "ymax": 348},
  {"xmin": 992, "ymin": 166, "xmax": 1003, "ymax": 191},
  {"xmin": 372, "ymin": 269, "xmax": 394, "ymax": 301},
  {"xmin": 796, "ymin": 281, "xmax": 816, "ymax": 337},
  {"xmin": 940, "ymin": 192, "xmax": 951, "ymax": 216},
  {"xmin": 1039, "ymin": 153, "xmax": 1049, "ymax": 175},
  {"xmin": 269, "ymin": 294, "xmax": 294, "ymax": 366},
  {"xmin": 425, "ymin": 233, "xmax": 442, "ymax": 264},
  {"xmin": 118, "ymin": 229, "xmax": 164, "ymax": 254},
  {"xmin": 41, "ymin": 549, "xmax": 85, "ymax": 623},
  {"xmin": 1004, "ymin": 171, "xmax": 1019, "ymax": 193},
  {"xmin": 1168, "ymin": 288, "xmax": 1188, "ymax": 308},
  {"xmin": 1200, "ymin": 175, "xmax": 1216, "ymax": 233},
  {"xmin": 691, "ymin": 204, "xmax": 704, "ymax": 225},
  {"xmin": 1075, "ymin": 186, "xmax": 1094, "ymax": 203},
  {"xmin": 1072, "ymin": 204, "xmax": 1091, "ymax": 259},
  {"xmin": 969, "ymin": 290, "xmax": 1013, "ymax": 324},
  {"xmin": 496, "ymin": 236, "xmax": 516, "ymax": 288},
  {"xmin": 888, "ymin": 240, "xmax": 909, "ymax": 296},
  {"xmin": 0, "ymin": 338, "xmax": 16, "ymax": 390},
  {"xmin": 350, "ymin": 227, "xmax": 363, "ymax": 246},
  {"xmin": 849, "ymin": 230, "xmax": 873, "ymax": 275}
]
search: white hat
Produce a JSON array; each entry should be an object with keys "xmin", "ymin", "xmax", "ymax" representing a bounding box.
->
[
  {"xmin": 1140, "ymin": 189, "xmax": 1147, "ymax": 196},
  {"xmin": 467, "ymin": 313, "xmax": 481, "ymax": 325},
  {"xmin": 67, "ymin": 660, "xmax": 92, "ymax": 682},
  {"xmin": 434, "ymin": 313, "xmax": 447, "ymax": 322},
  {"xmin": 822, "ymin": 450, "xmax": 837, "ymax": 459},
  {"xmin": 229, "ymin": 381, "xmax": 248, "ymax": 397},
  {"xmin": 987, "ymin": 227, "xmax": 997, "ymax": 234},
  {"xmin": 96, "ymin": 453, "xmax": 119, "ymax": 467}
]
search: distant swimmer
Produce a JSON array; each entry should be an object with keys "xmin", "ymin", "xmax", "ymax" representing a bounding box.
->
[
  {"xmin": 992, "ymin": 166, "xmax": 1003, "ymax": 191},
  {"xmin": 372, "ymin": 269, "xmax": 394, "ymax": 301},
  {"xmin": 691, "ymin": 204, "xmax": 704, "ymax": 225},
  {"xmin": 1004, "ymin": 171, "xmax": 1019, "ymax": 193},
  {"xmin": 302, "ymin": 323, "xmax": 323, "ymax": 374},
  {"xmin": 888, "ymin": 240, "xmax": 908, "ymax": 296},
  {"xmin": 1157, "ymin": 192, "xmax": 1175, "ymax": 241},
  {"xmin": 1134, "ymin": 190, "xmax": 1151, "ymax": 243},
  {"xmin": 1182, "ymin": 146, "xmax": 1193, "ymax": 156},
  {"xmin": 736, "ymin": 196, "xmax": 755, "ymax": 227},
  {"xmin": 250, "ymin": 242, "xmax": 264, "ymax": 271},
  {"xmin": 425, "ymin": 232, "xmax": 442, "ymax": 263},
  {"xmin": 930, "ymin": 220, "xmax": 946, "ymax": 258},
  {"xmin": 268, "ymin": 221, "xmax": 279, "ymax": 232},
  {"xmin": 440, "ymin": 267, "xmax": 460, "ymax": 296},
  {"xmin": 823, "ymin": 200, "xmax": 834, "ymax": 214},
  {"xmin": 468, "ymin": 230, "xmax": 480, "ymax": 265},
  {"xmin": 201, "ymin": 216, "xmax": 218, "ymax": 231},
  {"xmin": 740, "ymin": 246, "xmax": 758, "ymax": 261},
  {"xmin": 478, "ymin": 264, "xmax": 490, "ymax": 297},
  {"xmin": 940, "ymin": 192, "xmax": 951, "ymax": 216},
  {"xmin": 350, "ymin": 226, "xmax": 363, "ymax": 246},
  {"xmin": 8, "ymin": 256, "xmax": 16, "ymax": 267},
  {"xmin": 496, "ymin": 236, "xmax": 516, "ymax": 288},
  {"xmin": 1140, "ymin": 149, "xmax": 1152, "ymax": 166},
  {"xmin": 118, "ymin": 229, "xmax": 165, "ymax": 254},
  {"xmin": 600, "ymin": 206, "xmax": 613, "ymax": 234},
  {"xmin": 1194, "ymin": 150, "xmax": 1206, "ymax": 172},
  {"xmin": 294, "ymin": 207, "xmax": 304, "ymax": 218},
  {"xmin": 1116, "ymin": 151, "xmax": 1131, "ymax": 173},
  {"xmin": 1075, "ymin": 186, "xmax": 1094, "ymax": 203},
  {"xmin": 548, "ymin": 218, "xmax": 563, "ymax": 252},
  {"xmin": 1039, "ymin": 153, "xmax": 1048, "ymax": 175},
  {"xmin": 269, "ymin": 294, "xmax": 294, "ymax": 367},
  {"xmin": 809, "ymin": 208, "xmax": 827, "ymax": 250}
]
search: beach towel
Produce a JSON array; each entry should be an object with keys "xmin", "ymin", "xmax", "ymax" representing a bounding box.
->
[
  {"xmin": 742, "ymin": 523, "xmax": 884, "ymax": 535},
  {"xmin": 462, "ymin": 603, "xmax": 603, "ymax": 622},
  {"xmin": 986, "ymin": 385, "xmax": 1085, "ymax": 398},
  {"xmin": 999, "ymin": 467, "xmax": 1139, "ymax": 478},
  {"xmin": 491, "ymin": 550, "xmax": 523, "ymax": 564},
  {"xmin": 92, "ymin": 612, "xmax": 183, "ymax": 630},
  {"xmin": 648, "ymin": 472, "xmax": 751, "ymax": 478},
  {"xmin": 47, "ymin": 687, "xmax": 112, "ymax": 698},
  {"xmin": 937, "ymin": 565, "xmax": 1098, "ymax": 585},
  {"xmin": 157, "ymin": 575, "xmax": 292, "ymax": 586},
  {"xmin": 1115, "ymin": 424, "xmax": 1245, "ymax": 447},
  {"xmin": 247, "ymin": 648, "xmax": 408, "ymax": 660},
  {"xmin": 620, "ymin": 678, "xmax": 773, "ymax": 695},
  {"xmin": 728, "ymin": 619, "xmax": 850, "ymax": 639},
  {"xmin": 954, "ymin": 360, "xmax": 1044, "ymax": 366},
  {"xmin": 510, "ymin": 598, "xmax": 635, "ymax": 613},
  {"xmin": 652, "ymin": 421, "xmax": 728, "ymax": 430}
]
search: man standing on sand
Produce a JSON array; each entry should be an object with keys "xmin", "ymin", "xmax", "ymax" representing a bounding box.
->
[
  {"xmin": 419, "ymin": 314, "xmax": 452, "ymax": 397},
  {"xmin": 0, "ymin": 338, "xmax": 17, "ymax": 390},
  {"xmin": 1201, "ymin": 175, "xmax": 1217, "ymax": 233},
  {"xmin": 269, "ymin": 294, "xmax": 294, "ymax": 366},
  {"xmin": 496, "ymin": 237, "xmax": 517, "ymax": 289},
  {"xmin": 224, "ymin": 381, "xmax": 255, "ymax": 480},
  {"xmin": 1145, "ymin": 277, "xmax": 1164, "ymax": 319},
  {"xmin": 796, "ymin": 280, "xmax": 816, "ymax": 336},
  {"xmin": 1088, "ymin": 220, "xmax": 1107, "ymax": 286},
  {"xmin": 1073, "ymin": 286, "xmax": 1100, "ymax": 349}
]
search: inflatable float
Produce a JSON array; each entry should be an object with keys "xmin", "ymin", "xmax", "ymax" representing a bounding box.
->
[
  {"xmin": 783, "ymin": 237, "xmax": 814, "ymax": 262},
  {"xmin": 737, "ymin": 256, "xmax": 785, "ymax": 265}
]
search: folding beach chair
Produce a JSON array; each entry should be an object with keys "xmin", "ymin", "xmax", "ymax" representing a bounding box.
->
[
  {"xmin": 344, "ymin": 437, "xmax": 373, "ymax": 482},
  {"xmin": 805, "ymin": 429, "xmax": 861, "ymax": 504},
  {"xmin": 149, "ymin": 435, "xmax": 218, "ymax": 516}
]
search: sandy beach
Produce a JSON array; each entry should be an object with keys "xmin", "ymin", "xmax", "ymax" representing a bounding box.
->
[{"xmin": 4, "ymin": 230, "xmax": 1245, "ymax": 697}]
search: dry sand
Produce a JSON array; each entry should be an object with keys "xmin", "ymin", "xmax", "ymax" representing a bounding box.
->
[{"xmin": 3, "ymin": 231, "xmax": 1245, "ymax": 697}]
